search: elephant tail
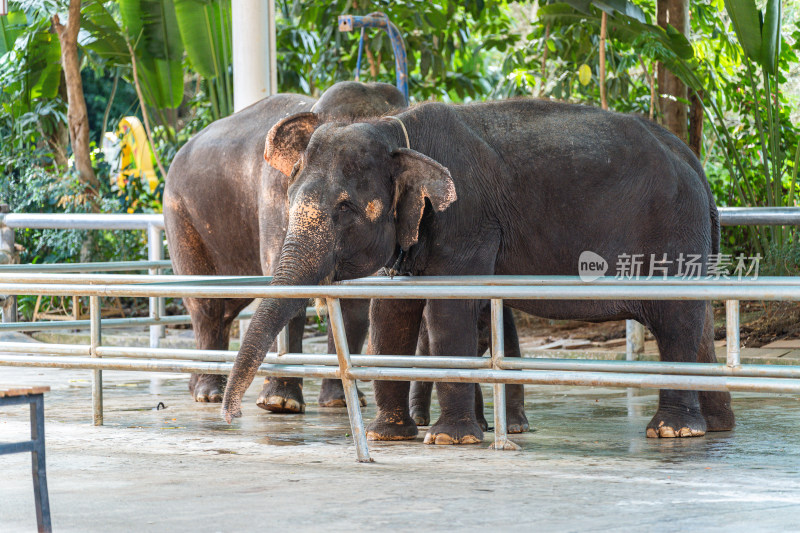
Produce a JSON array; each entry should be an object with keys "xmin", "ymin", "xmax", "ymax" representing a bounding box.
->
[{"xmin": 709, "ymin": 191, "xmax": 720, "ymax": 257}]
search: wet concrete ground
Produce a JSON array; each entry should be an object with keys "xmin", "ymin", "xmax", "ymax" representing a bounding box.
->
[{"xmin": 2, "ymin": 361, "xmax": 800, "ymax": 531}]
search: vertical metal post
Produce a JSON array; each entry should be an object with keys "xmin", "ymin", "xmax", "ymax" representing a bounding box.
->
[
  {"xmin": 147, "ymin": 224, "xmax": 165, "ymax": 348},
  {"xmin": 326, "ymin": 297, "xmax": 372, "ymax": 463},
  {"xmin": 277, "ymin": 325, "xmax": 289, "ymax": 356},
  {"xmin": 726, "ymin": 300, "xmax": 741, "ymax": 368},
  {"xmin": 489, "ymin": 299, "xmax": 519, "ymax": 451},
  {"xmin": 626, "ymin": 320, "xmax": 645, "ymax": 361},
  {"xmin": 90, "ymin": 295, "xmax": 103, "ymax": 426},
  {"xmin": 30, "ymin": 394, "xmax": 51, "ymax": 533}
]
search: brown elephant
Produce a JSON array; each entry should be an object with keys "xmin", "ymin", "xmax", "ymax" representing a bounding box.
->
[{"xmin": 164, "ymin": 82, "xmax": 403, "ymax": 409}]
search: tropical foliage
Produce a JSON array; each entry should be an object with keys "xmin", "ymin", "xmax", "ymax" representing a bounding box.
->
[{"xmin": 1, "ymin": 0, "xmax": 799, "ymax": 273}]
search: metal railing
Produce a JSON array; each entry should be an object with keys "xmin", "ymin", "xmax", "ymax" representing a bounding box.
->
[
  {"xmin": 1, "ymin": 274, "xmax": 800, "ymax": 461},
  {"xmin": 1, "ymin": 213, "xmax": 168, "ymax": 348},
  {"xmin": 2, "ymin": 208, "xmax": 800, "ymax": 460},
  {"xmin": 4, "ymin": 207, "xmax": 799, "ymax": 353}
]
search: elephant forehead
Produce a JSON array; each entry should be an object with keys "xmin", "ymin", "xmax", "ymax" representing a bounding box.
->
[
  {"xmin": 290, "ymin": 200, "xmax": 323, "ymax": 220},
  {"xmin": 288, "ymin": 200, "xmax": 329, "ymax": 233}
]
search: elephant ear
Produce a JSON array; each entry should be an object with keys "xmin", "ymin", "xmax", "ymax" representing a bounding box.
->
[
  {"xmin": 391, "ymin": 148, "xmax": 457, "ymax": 250},
  {"xmin": 264, "ymin": 112, "xmax": 319, "ymax": 176}
]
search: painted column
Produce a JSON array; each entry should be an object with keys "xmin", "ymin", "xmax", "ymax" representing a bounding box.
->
[{"xmin": 232, "ymin": 0, "xmax": 277, "ymax": 112}]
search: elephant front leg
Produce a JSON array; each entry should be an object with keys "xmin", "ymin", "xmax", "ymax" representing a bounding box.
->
[
  {"xmin": 257, "ymin": 312, "xmax": 306, "ymax": 413},
  {"xmin": 423, "ymin": 300, "xmax": 484, "ymax": 445},
  {"xmin": 319, "ymin": 299, "xmax": 369, "ymax": 408},
  {"xmin": 366, "ymin": 299, "xmax": 425, "ymax": 441}
]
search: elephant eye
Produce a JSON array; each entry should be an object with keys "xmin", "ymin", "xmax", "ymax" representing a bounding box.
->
[
  {"xmin": 289, "ymin": 161, "xmax": 300, "ymax": 183},
  {"xmin": 337, "ymin": 201, "xmax": 358, "ymax": 214}
]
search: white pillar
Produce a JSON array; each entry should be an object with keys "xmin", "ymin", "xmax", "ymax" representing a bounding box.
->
[{"xmin": 232, "ymin": 0, "xmax": 276, "ymax": 112}]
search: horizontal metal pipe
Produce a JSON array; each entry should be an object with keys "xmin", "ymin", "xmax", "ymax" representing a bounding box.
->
[
  {"xmin": 0, "ymin": 282, "xmax": 799, "ymax": 301},
  {"xmin": 4, "ymin": 273, "xmax": 800, "ymax": 287},
  {"xmin": 718, "ymin": 207, "xmax": 800, "ymax": 226},
  {"xmin": 0, "ymin": 315, "xmax": 193, "ymax": 331},
  {"xmin": 3, "ymin": 213, "xmax": 165, "ymax": 230},
  {"xmin": 0, "ymin": 307, "xmax": 322, "ymax": 332},
  {"xmin": 339, "ymin": 275, "xmax": 800, "ymax": 286},
  {"xmin": 346, "ymin": 367, "xmax": 800, "ymax": 394},
  {"xmin": 0, "ymin": 354, "xmax": 338, "ymax": 379},
  {"xmin": 31, "ymin": 345, "xmax": 492, "ymax": 369},
  {"xmin": 4, "ymin": 208, "xmax": 799, "ymax": 232},
  {"xmin": 5, "ymin": 355, "xmax": 800, "ymax": 393},
  {"xmin": 0, "ymin": 261, "xmax": 172, "ymax": 273},
  {"xmin": 0, "ymin": 273, "xmax": 246, "ymax": 285},
  {"xmin": 0, "ymin": 342, "xmax": 90, "ymax": 355},
  {"xmin": 5, "ymin": 344, "xmax": 800, "ymax": 380},
  {"xmin": 497, "ymin": 357, "xmax": 800, "ymax": 379}
]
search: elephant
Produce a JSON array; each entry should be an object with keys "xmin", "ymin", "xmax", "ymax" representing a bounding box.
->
[
  {"xmin": 164, "ymin": 81, "xmax": 404, "ymax": 408},
  {"xmin": 221, "ymin": 97, "xmax": 736, "ymax": 446},
  {"xmin": 165, "ymin": 81, "xmax": 529, "ymax": 431}
]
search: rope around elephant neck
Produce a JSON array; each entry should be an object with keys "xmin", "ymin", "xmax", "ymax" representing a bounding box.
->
[{"xmin": 386, "ymin": 116, "xmax": 410, "ymax": 149}]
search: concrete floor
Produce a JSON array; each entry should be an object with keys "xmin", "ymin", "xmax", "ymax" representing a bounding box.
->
[{"xmin": 2, "ymin": 362, "xmax": 800, "ymax": 531}]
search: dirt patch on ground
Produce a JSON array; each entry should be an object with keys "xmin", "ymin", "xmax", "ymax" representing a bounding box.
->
[
  {"xmin": 732, "ymin": 302, "xmax": 800, "ymax": 347},
  {"xmin": 512, "ymin": 310, "xmax": 630, "ymax": 348},
  {"xmin": 514, "ymin": 302, "xmax": 800, "ymax": 349}
]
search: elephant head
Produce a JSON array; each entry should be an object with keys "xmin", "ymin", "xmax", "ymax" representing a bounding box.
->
[{"xmin": 222, "ymin": 114, "xmax": 456, "ymax": 422}]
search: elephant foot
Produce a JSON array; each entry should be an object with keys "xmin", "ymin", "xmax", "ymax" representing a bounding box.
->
[
  {"xmin": 646, "ymin": 407, "xmax": 706, "ymax": 438},
  {"xmin": 423, "ymin": 418, "xmax": 484, "ymax": 445},
  {"xmin": 507, "ymin": 408, "xmax": 530, "ymax": 434},
  {"xmin": 700, "ymin": 391, "xmax": 735, "ymax": 431},
  {"xmin": 318, "ymin": 379, "xmax": 367, "ymax": 408},
  {"xmin": 256, "ymin": 378, "xmax": 305, "ymax": 413},
  {"xmin": 365, "ymin": 411, "xmax": 418, "ymax": 441},
  {"xmin": 189, "ymin": 374, "xmax": 226, "ymax": 403}
]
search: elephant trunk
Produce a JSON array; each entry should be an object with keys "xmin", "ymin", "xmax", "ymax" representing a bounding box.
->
[{"xmin": 222, "ymin": 200, "xmax": 333, "ymax": 423}]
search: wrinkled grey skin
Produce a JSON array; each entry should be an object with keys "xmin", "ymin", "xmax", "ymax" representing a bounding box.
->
[
  {"xmin": 222, "ymin": 98, "xmax": 735, "ymax": 446},
  {"xmin": 164, "ymin": 82, "xmax": 405, "ymax": 409}
]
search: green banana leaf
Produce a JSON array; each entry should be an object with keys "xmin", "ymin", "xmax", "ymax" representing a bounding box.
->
[
  {"xmin": 0, "ymin": 9, "xmax": 27, "ymax": 56},
  {"xmin": 723, "ymin": 0, "xmax": 761, "ymax": 63},
  {"xmin": 79, "ymin": 2, "xmax": 129, "ymax": 65},
  {"xmin": 173, "ymin": 0, "xmax": 232, "ymax": 118},
  {"xmin": 760, "ymin": 0, "xmax": 781, "ymax": 75},
  {"xmin": 119, "ymin": 0, "xmax": 184, "ymax": 109}
]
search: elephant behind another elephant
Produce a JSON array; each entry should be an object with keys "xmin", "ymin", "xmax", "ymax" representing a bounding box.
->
[{"xmin": 164, "ymin": 82, "xmax": 404, "ymax": 409}]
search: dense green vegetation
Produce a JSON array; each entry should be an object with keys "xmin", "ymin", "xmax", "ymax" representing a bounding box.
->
[{"xmin": 1, "ymin": 0, "xmax": 799, "ymax": 273}]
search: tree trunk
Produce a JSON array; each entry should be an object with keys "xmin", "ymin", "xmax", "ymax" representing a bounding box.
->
[
  {"xmin": 689, "ymin": 89, "xmax": 704, "ymax": 158},
  {"xmin": 656, "ymin": 0, "xmax": 689, "ymax": 142},
  {"xmin": 53, "ymin": 0, "xmax": 99, "ymax": 191},
  {"xmin": 599, "ymin": 12, "xmax": 608, "ymax": 110}
]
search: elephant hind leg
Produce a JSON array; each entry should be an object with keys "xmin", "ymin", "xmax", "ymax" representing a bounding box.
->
[
  {"xmin": 644, "ymin": 301, "xmax": 708, "ymax": 438},
  {"xmin": 697, "ymin": 303, "xmax": 735, "ymax": 431},
  {"xmin": 500, "ymin": 308, "xmax": 529, "ymax": 434}
]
